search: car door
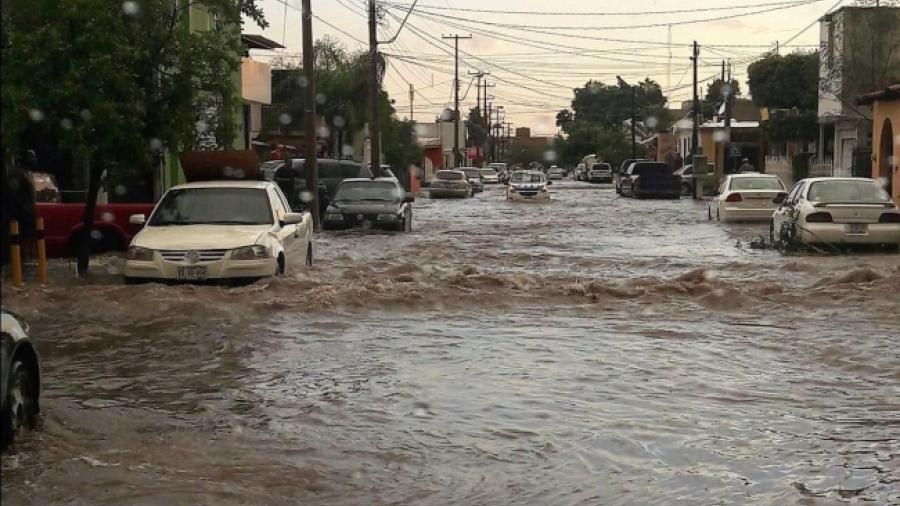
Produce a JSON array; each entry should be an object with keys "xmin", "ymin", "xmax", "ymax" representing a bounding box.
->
[{"xmin": 270, "ymin": 186, "xmax": 302, "ymax": 262}]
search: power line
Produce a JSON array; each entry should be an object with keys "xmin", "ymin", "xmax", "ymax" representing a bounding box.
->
[{"xmin": 386, "ymin": 0, "xmax": 824, "ymax": 16}]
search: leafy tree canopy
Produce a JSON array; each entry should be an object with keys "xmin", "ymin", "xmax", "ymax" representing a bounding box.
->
[{"xmin": 747, "ymin": 51, "xmax": 818, "ymax": 110}]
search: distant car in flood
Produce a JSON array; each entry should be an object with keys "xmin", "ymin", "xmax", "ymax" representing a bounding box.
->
[
  {"xmin": 2, "ymin": 308, "xmax": 41, "ymax": 452},
  {"xmin": 673, "ymin": 165, "xmax": 695, "ymax": 196},
  {"xmin": 547, "ymin": 166, "xmax": 564, "ymax": 180},
  {"xmin": 709, "ymin": 174, "xmax": 786, "ymax": 222},
  {"xmin": 507, "ymin": 170, "xmax": 551, "ymax": 202},
  {"xmin": 587, "ymin": 163, "xmax": 613, "ymax": 183},
  {"xmin": 323, "ymin": 178, "xmax": 414, "ymax": 232},
  {"xmin": 771, "ymin": 177, "xmax": 900, "ymax": 248},
  {"xmin": 479, "ymin": 167, "xmax": 500, "ymax": 184},
  {"xmin": 461, "ymin": 168, "xmax": 485, "ymax": 193},
  {"xmin": 614, "ymin": 158, "xmax": 650, "ymax": 193},
  {"xmin": 617, "ymin": 162, "xmax": 681, "ymax": 199},
  {"xmin": 429, "ymin": 170, "xmax": 472, "ymax": 198}
]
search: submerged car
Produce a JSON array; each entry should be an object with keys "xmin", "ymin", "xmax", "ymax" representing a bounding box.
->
[
  {"xmin": 461, "ymin": 168, "xmax": 485, "ymax": 193},
  {"xmin": 588, "ymin": 163, "xmax": 613, "ymax": 183},
  {"xmin": 124, "ymin": 181, "xmax": 313, "ymax": 283},
  {"xmin": 618, "ymin": 162, "xmax": 681, "ymax": 199},
  {"xmin": 709, "ymin": 174, "xmax": 786, "ymax": 222},
  {"xmin": 507, "ymin": 170, "xmax": 551, "ymax": 202},
  {"xmin": 430, "ymin": 170, "xmax": 472, "ymax": 198},
  {"xmin": 1, "ymin": 308, "xmax": 41, "ymax": 451},
  {"xmin": 615, "ymin": 158, "xmax": 650, "ymax": 192},
  {"xmin": 479, "ymin": 168, "xmax": 500, "ymax": 184},
  {"xmin": 771, "ymin": 177, "xmax": 900, "ymax": 248},
  {"xmin": 323, "ymin": 178, "xmax": 414, "ymax": 231},
  {"xmin": 265, "ymin": 158, "xmax": 372, "ymax": 215}
]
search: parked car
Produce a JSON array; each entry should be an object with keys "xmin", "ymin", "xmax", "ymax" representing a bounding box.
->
[
  {"xmin": 674, "ymin": 165, "xmax": 695, "ymax": 196},
  {"xmin": 430, "ymin": 170, "xmax": 472, "ymax": 198},
  {"xmin": 588, "ymin": 163, "xmax": 613, "ymax": 183},
  {"xmin": 771, "ymin": 177, "xmax": 900, "ymax": 248},
  {"xmin": 36, "ymin": 201, "xmax": 154, "ymax": 258},
  {"xmin": 507, "ymin": 170, "xmax": 551, "ymax": 202},
  {"xmin": 479, "ymin": 168, "xmax": 500, "ymax": 184},
  {"xmin": 1, "ymin": 308, "xmax": 41, "ymax": 452},
  {"xmin": 709, "ymin": 174, "xmax": 786, "ymax": 222},
  {"xmin": 265, "ymin": 158, "xmax": 372, "ymax": 215},
  {"xmin": 614, "ymin": 158, "xmax": 650, "ymax": 193},
  {"xmin": 123, "ymin": 180, "xmax": 313, "ymax": 283},
  {"xmin": 461, "ymin": 168, "xmax": 485, "ymax": 193},
  {"xmin": 323, "ymin": 178, "xmax": 414, "ymax": 232},
  {"xmin": 547, "ymin": 166, "xmax": 564, "ymax": 180},
  {"xmin": 618, "ymin": 162, "xmax": 681, "ymax": 199},
  {"xmin": 573, "ymin": 163, "xmax": 587, "ymax": 181}
]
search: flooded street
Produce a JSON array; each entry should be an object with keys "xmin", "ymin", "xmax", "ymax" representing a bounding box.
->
[{"xmin": 2, "ymin": 182, "xmax": 899, "ymax": 505}]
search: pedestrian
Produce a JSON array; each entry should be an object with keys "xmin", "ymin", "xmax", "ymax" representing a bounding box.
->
[
  {"xmin": 738, "ymin": 158, "xmax": 756, "ymax": 173},
  {"xmin": 672, "ymin": 153, "xmax": 684, "ymax": 171}
]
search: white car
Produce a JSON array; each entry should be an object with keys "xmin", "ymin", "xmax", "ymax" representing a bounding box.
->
[
  {"xmin": 479, "ymin": 168, "xmax": 500, "ymax": 184},
  {"xmin": 771, "ymin": 177, "xmax": 900, "ymax": 247},
  {"xmin": 709, "ymin": 173, "xmax": 787, "ymax": 222},
  {"xmin": 587, "ymin": 163, "xmax": 613, "ymax": 183},
  {"xmin": 124, "ymin": 180, "xmax": 313, "ymax": 282},
  {"xmin": 507, "ymin": 170, "xmax": 551, "ymax": 202},
  {"xmin": 547, "ymin": 166, "xmax": 564, "ymax": 180}
]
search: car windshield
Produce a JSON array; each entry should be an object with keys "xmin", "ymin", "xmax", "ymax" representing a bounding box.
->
[
  {"xmin": 512, "ymin": 172, "xmax": 544, "ymax": 183},
  {"xmin": 149, "ymin": 188, "xmax": 273, "ymax": 226},
  {"xmin": 592, "ymin": 164, "xmax": 610, "ymax": 171},
  {"xmin": 480, "ymin": 169, "xmax": 496, "ymax": 177},
  {"xmin": 334, "ymin": 181, "xmax": 402, "ymax": 202},
  {"xmin": 437, "ymin": 171, "xmax": 464, "ymax": 180},
  {"xmin": 807, "ymin": 180, "xmax": 892, "ymax": 203},
  {"xmin": 729, "ymin": 177, "xmax": 783, "ymax": 190},
  {"xmin": 463, "ymin": 169, "xmax": 481, "ymax": 179}
]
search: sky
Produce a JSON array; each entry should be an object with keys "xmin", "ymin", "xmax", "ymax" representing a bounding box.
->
[{"xmin": 243, "ymin": 0, "xmax": 846, "ymax": 136}]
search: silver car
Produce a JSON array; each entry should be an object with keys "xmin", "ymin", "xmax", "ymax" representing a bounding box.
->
[
  {"xmin": 429, "ymin": 170, "xmax": 472, "ymax": 198},
  {"xmin": 461, "ymin": 168, "xmax": 485, "ymax": 193}
]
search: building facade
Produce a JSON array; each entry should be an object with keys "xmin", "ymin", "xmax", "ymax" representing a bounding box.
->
[{"xmin": 858, "ymin": 85, "xmax": 900, "ymax": 205}]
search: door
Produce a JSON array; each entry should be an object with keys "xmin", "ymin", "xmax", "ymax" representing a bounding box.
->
[
  {"xmin": 270, "ymin": 187, "xmax": 302, "ymax": 263},
  {"xmin": 840, "ymin": 138, "xmax": 856, "ymax": 177}
]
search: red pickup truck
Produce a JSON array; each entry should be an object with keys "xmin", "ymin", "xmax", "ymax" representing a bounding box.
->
[{"xmin": 36, "ymin": 202, "xmax": 154, "ymax": 258}]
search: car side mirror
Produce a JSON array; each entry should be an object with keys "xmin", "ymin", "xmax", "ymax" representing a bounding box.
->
[
  {"xmin": 129, "ymin": 214, "xmax": 146, "ymax": 225},
  {"xmin": 281, "ymin": 212, "xmax": 304, "ymax": 225},
  {"xmin": 773, "ymin": 193, "xmax": 787, "ymax": 204}
]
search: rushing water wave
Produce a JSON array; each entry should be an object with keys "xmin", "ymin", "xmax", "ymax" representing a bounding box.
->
[{"xmin": 2, "ymin": 181, "xmax": 898, "ymax": 505}]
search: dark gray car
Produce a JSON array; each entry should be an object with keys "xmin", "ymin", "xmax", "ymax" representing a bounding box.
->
[
  {"xmin": 323, "ymin": 178, "xmax": 414, "ymax": 231},
  {"xmin": 1, "ymin": 308, "xmax": 40, "ymax": 451}
]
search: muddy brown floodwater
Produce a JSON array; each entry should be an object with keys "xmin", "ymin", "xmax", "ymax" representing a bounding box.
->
[{"xmin": 2, "ymin": 181, "xmax": 899, "ymax": 505}]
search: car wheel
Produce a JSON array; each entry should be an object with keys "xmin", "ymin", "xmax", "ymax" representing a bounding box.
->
[
  {"xmin": 707, "ymin": 205, "xmax": 713, "ymax": 220},
  {"xmin": 277, "ymin": 254, "xmax": 286, "ymax": 275},
  {"xmin": 682, "ymin": 183, "xmax": 692, "ymax": 197},
  {"xmin": 716, "ymin": 208, "xmax": 721, "ymax": 221},
  {"xmin": 769, "ymin": 219, "xmax": 776, "ymax": 244},
  {"xmin": 2, "ymin": 360, "xmax": 37, "ymax": 450},
  {"xmin": 404, "ymin": 211, "xmax": 413, "ymax": 232},
  {"xmin": 305, "ymin": 244, "xmax": 313, "ymax": 267}
]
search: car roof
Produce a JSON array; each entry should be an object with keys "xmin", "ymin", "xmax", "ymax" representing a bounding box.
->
[
  {"xmin": 172, "ymin": 180, "xmax": 273, "ymax": 190},
  {"xmin": 728, "ymin": 173, "xmax": 779, "ymax": 178},
  {"xmin": 802, "ymin": 177, "xmax": 876, "ymax": 183}
]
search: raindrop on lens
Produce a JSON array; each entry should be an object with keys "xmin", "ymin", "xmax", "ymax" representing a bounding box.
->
[
  {"xmin": 115, "ymin": 185, "xmax": 127, "ymax": 196},
  {"xmin": 297, "ymin": 76, "xmax": 309, "ymax": 88},
  {"xmin": 60, "ymin": 118, "xmax": 73, "ymax": 130},
  {"xmin": 721, "ymin": 83, "xmax": 733, "ymax": 98},
  {"xmin": 101, "ymin": 212, "xmax": 115, "ymax": 223},
  {"xmin": 332, "ymin": 116, "xmax": 346, "ymax": 128},
  {"xmin": 714, "ymin": 130, "xmax": 728, "ymax": 143},
  {"xmin": 299, "ymin": 190, "xmax": 314, "ymax": 203},
  {"xmin": 122, "ymin": 1, "xmax": 139, "ymax": 15},
  {"xmin": 543, "ymin": 150, "xmax": 558, "ymax": 162},
  {"xmin": 195, "ymin": 120, "xmax": 208, "ymax": 134},
  {"xmin": 342, "ymin": 144, "xmax": 354, "ymax": 157},
  {"xmin": 223, "ymin": 166, "xmax": 234, "ymax": 177},
  {"xmin": 80, "ymin": 109, "xmax": 92, "ymax": 121},
  {"xmin": 233, "ymin": 169, "xmax": 245, "ymax": 179},
  {"xmin": 149, "ymin": 138, "xmax": 163, "ymax": 151},
  {"xmin": 315, "ymin": 93, "xmax": 326, "ymax": 105},
  {"xmin": 28, "ymin": 109, "xmax": 44, "ymax": 122},
  {"xmin": 279, "ymin": 113, "xmax": 292, "ymax": 126},
  {"xmin": 90, "ymin": 229, "xmax": 103, "ymax": 240},
  {"xmin": 646, "ymin": 116, "xmax": 659, "ymax": 129},
  {"xmin": 317, "ymin": 125, "xmax": 331, "ymax": 138}
]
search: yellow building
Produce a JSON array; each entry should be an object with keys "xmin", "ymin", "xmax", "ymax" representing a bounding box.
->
[{"xmin": 858, "ymin": 84, "xmax": 900, "ymax": 205}]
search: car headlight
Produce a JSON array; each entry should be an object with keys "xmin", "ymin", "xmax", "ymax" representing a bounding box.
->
[
  {"xmin": 377, "ymin": 213, "xmax": 399, "ymax": 221},
  {"xmin": 231, "ymin": 245, "xmax": 270, "ymax": 260},
  {"xmin": 126, "ymin": 246, "xmax": 154, "ymax": 261}
]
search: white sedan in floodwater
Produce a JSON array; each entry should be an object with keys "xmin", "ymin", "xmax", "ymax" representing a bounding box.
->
[
  {"xmin": 124, "ymin": 180, "xmax": 313, "ymax": 282},
  {"xmin": 709, "ymin": 173, "xmax": 786, "ymax": 222},
  {"xmin": 771, "ymin": 177, "xmax": 900, "ymax": 248},
  {"xmin": 507, "ymin": 170, "xmax": 551, "ymax": 202}
]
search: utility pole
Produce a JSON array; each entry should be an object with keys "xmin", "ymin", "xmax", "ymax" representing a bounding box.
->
[
  {"xmin": 443, "ymin": 34, "xmax": 471, "ymax": 167},
  {"xmin": 691, "ymin": 40, "xmax": 700, "ymax": 159},
  {"xmin": 409, "ymin": 83, "xmax": 414, "ymax": 121},
  {"xmin": 724, "ymin": 59, "xmax": 734, "ymax": 175},
  {"xmin": 631, "ymin": 86, "xmax": 637, "ymax": 159},
  {"xmin": 301, "ymin": 0, "xmax": 319, "ymax": 230},
  {"xmin": 368, "ymin": 0, "xmax": 381, "ymax": 177},
  {"xmin": 486, "ymin": 100, "xmax": 492, "ymax": 163}
]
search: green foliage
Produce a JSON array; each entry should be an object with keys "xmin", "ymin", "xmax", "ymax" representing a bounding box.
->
[
  {"xmin": 762, "ymin": 110, "xmax": 818, "ymax": 143},
  {"xmin": 747, "ymin": 51, "xmax": 818, "ymax": 110},
  {"xmin": 703, "ymin": 78, "xmax": 741, "ymax": 117},
  {"xmin": 557, "ymin": 122, "xmax": 638, "ymax": 168},
  {"xmin": 466, "ymin": 108, "xmax": 487, "ymax": 148},
  {"xmin": 382, "ymin": 118, "xmax": 422, "ymax": 171},
  {"xmin": 562, "ymin": 78, "xmax": 669, "ymax": 133}
]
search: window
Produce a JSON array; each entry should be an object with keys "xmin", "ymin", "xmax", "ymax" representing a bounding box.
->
[
  {"xmin": 807, "ymin": 180, "xmax": 892, "ymax": 203},
  {"xmin": 729, "ymin": 177, "xmax": 784, "ymax": 191},
  {"xmin": 786, "ymin": 182, "xmax": 805, "ymax": 205},
  {"xmin": 150, "ymin": 188, "xmax": 273, "ymax": 226},
  {"xmin": 436, "ymin": 171, "xmax": 464, "ymax": 181}
]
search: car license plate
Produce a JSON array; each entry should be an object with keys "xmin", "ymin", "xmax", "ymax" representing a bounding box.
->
[
  {"xmin": 845, "ymin": 223, "xmax": 867, "ymax": 234},
  {"xmin": 177, "ymin": 266, "xmax": 208, "ymax": 280}
]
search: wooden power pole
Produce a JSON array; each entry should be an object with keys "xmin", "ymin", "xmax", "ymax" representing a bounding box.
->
[
  {"xmin": 368, "ymin": 0, "xmax": 381, "ymax": 177},
  {"xmin": 443, "ymin": 34, "xmax": 471, "ymax": 167},
  {"xmin": 301, "ymin": 0, "xmax": 319, "ymax": 230}
]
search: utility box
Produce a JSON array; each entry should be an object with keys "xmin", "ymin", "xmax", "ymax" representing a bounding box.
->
[{"xmin": 692, "ymin": 154, "xmax": 708, "ymax": 199}]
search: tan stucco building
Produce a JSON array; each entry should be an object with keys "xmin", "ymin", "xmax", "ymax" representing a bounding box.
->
[{"xmin": 858, "ymin": 84, "xmax": 900, "ymax": 205}]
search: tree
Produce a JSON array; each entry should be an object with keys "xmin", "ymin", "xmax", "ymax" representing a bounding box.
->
[
  {"xmin": 554, "ymin": 121, "xmax": 640, "ymax": 169},
  {"xmin": 1, "ymin": 0, "xmax": 267, "ymax": 276},
  {"xmin": 382, "ymin": 118, "xmax": 422, "ymax": 175},
  {"xmin": 563, "ymin": 78, "xmax": 669, "ymax": 131},
  {"xmin": 466, "ymin": 107, "xmax": 487, "ymax": 149},
  {"xmin": 703, "ymin": 78, "xmax": 741, "ymax": 117},
  {"xmin": 747, "ymin": 51, "xmax": 818, "ymax": 110}
]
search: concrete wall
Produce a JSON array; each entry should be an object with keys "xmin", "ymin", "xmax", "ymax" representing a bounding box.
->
[{"xmin": 241, "ymin": 58, "xmax": 272, "ymax": 104}]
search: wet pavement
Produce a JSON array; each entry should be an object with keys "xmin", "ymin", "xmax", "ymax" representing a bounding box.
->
[{"xmin": 2, "ymin": 180, "xmax": 899, "ymax": 505}]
